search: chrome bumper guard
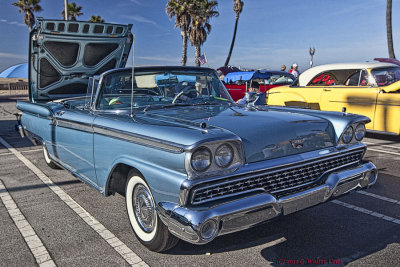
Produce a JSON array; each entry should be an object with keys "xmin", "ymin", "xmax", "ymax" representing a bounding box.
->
[
  {"xmin": 157, "ymin": 161, "xmax": 377, "ymax": 244},
  {"xmin": 14, "ymin": 113, "xmax": 26, "ymax": 138}
]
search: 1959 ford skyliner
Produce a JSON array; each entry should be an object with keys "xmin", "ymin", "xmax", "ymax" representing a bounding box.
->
[{"xmin": 16, "ymin": 19, "xmax": 378, "ymax": 252}]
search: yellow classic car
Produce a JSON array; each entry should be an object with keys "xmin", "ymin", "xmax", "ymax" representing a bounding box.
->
[{"xmin": 266, "ymin": 62, "xmax": 400, "ymax": 135}]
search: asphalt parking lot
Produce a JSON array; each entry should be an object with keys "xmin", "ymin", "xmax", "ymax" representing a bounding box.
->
[{"xmin": 0, "ymin": 93, "xmax": 399, "ymax": 267}]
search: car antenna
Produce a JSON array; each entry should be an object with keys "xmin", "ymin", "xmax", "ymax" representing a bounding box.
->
[{"xmin": 130, "ymin": 34, "xmax": 136, "ymax": 118}]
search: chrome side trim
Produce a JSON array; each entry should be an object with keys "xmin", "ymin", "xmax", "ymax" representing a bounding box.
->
[
  {"xmin": 52, "ymin": 118, "xmax": 186, "ymax": 154},
  {"xmin": 92, "ymin": 125, "xmax": 185, "ymax": 154},
  {"xmin": 329, "ymin": 100, "xmax": 400, "ymax": 107},
  {"xmin": 54, "ymin": 119, "xmax": 93, "ymax": 133}
]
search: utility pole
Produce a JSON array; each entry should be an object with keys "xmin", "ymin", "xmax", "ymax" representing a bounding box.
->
[
  {"xmin": 64, "ymin": 0, "xmax": 68, "ymax": 20},
  {"xmin": 309, "ymin": 47, "xmax": 316, "ymax": 68}
]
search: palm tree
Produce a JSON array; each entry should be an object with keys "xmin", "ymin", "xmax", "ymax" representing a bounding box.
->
[
  {"xmin": 61, "ymin": 2, "xmax": 83, "ymax": 21},
  {"xmin": 89, "ymin": 15, "xmax": 104, "ymax": 23},
  {"xmin": 189, "ymin": 0, "xmax": 219, "ymax": 66},
  {"xmin": 224, "ymin": 0, "xmax": 243, "ymax": 66},
  {"xmin": 386, "ymin": 0, "xmax": 395, "ymax": 58},
  {"xmin": 12, "ymin": 0, "xmax": 42, "ymax": 31},
  {"xmin": 166, "ymin": 0, "xmax": 194, "ymax": 66}
]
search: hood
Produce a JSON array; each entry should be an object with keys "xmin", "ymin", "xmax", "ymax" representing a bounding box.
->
[
  {"xmin": 29, "ymin": 18, "xmax": 133, "ymax": 102},
  {"xmin": 147, "ymin": 105, "xmax": 335, "ymax": 163}
]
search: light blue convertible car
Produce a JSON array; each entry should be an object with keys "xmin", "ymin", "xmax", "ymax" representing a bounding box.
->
[{"xmin": 16, "ymin": 19, "xmax": 378, "ymax": 252}]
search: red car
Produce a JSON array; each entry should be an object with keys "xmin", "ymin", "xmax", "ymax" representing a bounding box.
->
[{"xmin": 223, "ymin": 70, "xmax": 295, "ymax": 101}]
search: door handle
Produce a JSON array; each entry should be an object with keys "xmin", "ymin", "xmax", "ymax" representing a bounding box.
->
[{"xmin": 323, "ymin": 88, "xmax": 331, "ymax": 92}]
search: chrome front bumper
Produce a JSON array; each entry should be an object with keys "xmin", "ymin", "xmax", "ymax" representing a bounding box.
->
[{"xmin": 157, "ymin": 161, "xmax": 377, "ymax": 244}]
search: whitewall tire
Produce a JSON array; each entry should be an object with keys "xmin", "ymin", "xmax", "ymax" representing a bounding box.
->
[{"xmin": 125, "ymin": 171, "xmax": 178, "ymax": 252}]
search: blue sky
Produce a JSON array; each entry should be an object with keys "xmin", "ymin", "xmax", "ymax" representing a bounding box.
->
[{"xmin": 0, "ymin": 0, "xmax": 399, "ymax": 72}]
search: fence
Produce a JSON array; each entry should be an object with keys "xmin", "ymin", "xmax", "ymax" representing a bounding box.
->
[{"xmin": 0, "ymin": 81, "xmax": 29, "ymax": 95}]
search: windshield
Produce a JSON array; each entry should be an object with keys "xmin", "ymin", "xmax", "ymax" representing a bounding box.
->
[
  {"xmin": 96, "ymin": 69, "xmax": 232, "ymax": 110},
  {"xmin": 371, "ymin": 67, "xmax": 400, "ymax": 86}
]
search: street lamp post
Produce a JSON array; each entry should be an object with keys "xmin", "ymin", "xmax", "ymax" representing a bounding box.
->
[
  {"xmin": 309, "ymin": 47, "xmax": 316, "ymax": 68},
  {"xmin": 64, "ymin": 0, "xmax": 68, "ymax": 20}
]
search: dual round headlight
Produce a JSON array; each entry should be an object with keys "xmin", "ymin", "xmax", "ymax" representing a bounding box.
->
[
  {"xmin": 215, "ymin": 144, "xmax": 234, "ymax": 168},
  {"xmin": 342, "ymin": 123, "xmax": 366, "ymax": 144},
  {"xmin": 191, "ymin": 144, "xmax": 234, "ymax": 172},
  {"xmin": 342, "ymin": 126, "xmax": 354, "ymax": 144},
  {"xmin": 354, "ymin": 123, "xmax": 366, "ymax": 141}
]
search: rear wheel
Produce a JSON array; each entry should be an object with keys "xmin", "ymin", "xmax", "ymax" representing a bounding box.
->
[
  {"xmin": 43, "ymin": 144, "xmax": 61, "ymax": 169},
  {"xmin": 125, "ymin": 171, "xmax": 178, "ymax": 252}
]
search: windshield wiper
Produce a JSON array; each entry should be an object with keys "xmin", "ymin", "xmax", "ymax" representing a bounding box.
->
[
  {"xmin": 143, "ymin": 103, "xmax": 192, "ymax": 112},
  {"xmin": 190, "ymin": 101, "xmax": 223, "ymax": 106}
]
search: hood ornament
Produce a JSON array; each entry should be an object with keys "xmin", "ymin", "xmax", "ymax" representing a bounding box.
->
[{"xmin": 290, "ymin": 138, "xmax": 304, "ymax": 149}]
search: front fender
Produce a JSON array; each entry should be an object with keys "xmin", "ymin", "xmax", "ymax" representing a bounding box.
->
[
  {"xmin": 104, "ymin": 155, "xmax": 188, "ymax": 204},
  {"xmin": 268, "ymin": 106, "xmax": 370, "ymax": 142}
]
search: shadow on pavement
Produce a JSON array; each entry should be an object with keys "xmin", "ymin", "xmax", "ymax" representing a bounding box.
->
[
  {"xmin": 0, "ymin": 179, "xmax": 82, "ymax": 194},
  {"xmin": 366, "ymin": 132, "xmax": 400, "ymax": 142},
  {"xmin": 0, "ymin": 120, "xmax": 36, "ymax": 149},
  {"xmin": 166, "ymin": 200, "xmax": 399, "ymax": 265}
]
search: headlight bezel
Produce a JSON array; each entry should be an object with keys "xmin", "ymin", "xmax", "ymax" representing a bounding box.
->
[
  {"xmin": 190, "ymin": 146, "xmax": 212, "ymax": 172},
  {"xmin": 338, "ymin": 121, "xmax": 367, "ymax": 146},
  {"xmin": 185, "ymin": 139, "xmax": 244, "ymax": 179}
]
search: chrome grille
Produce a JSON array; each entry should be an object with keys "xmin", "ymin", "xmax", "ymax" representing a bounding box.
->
[{"xmin": 190, "ymin": 149, "xmax": 364, "ymax": 205}]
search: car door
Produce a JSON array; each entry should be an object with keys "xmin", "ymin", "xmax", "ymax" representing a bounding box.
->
[
  {"xmin": 225, "ymin": 84, "xmax": 246, "ymax": 101},
  {"xmin": 53, "ymin": 109, "xmax": 97, "ymax": 185},
  {"xmin": 374, "ymin": 90, "xmax": 400, "ymax": 134},
  {"xmin": 320, "ymin": 70, "xmax": 379, "ymax": 131}
]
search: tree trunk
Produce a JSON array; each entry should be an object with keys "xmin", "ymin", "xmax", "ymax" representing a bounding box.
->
[
  {"xmin": 224, "ymin": 15, "xmax": 239, "ymax": 66},
  {"xmin": 195, "ymin": 45, "xmax": 201, "ymax": 67},
  {"xmin": 181, "ymin": 31, "xmax": 188, "ymax": 66},
  {"xmin": 387, "ymin": 0, "xmax": 396, "ymax": 58}
]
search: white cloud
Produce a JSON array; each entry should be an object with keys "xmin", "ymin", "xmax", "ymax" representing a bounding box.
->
[
  {"xmin": 123, "ymin": 15, "xmax": 158, "ymax": 27},
  {"xmin": 130, "ymin": 0, "xmax": 143, "ymax": 5},
  {"xmin": 8, "ymin": 21, "xmax": 25, "ymax": 27},
  {"xmin": 1, "ymin": 19, "xmax": 25, "ymax": 27},
  {"xmin": 0, "ymin": 52, "xmax": 27, "ymax": 60},
  {"xmin": 134, "ymin": 55, "xmax": 180, "ymax": 64}
]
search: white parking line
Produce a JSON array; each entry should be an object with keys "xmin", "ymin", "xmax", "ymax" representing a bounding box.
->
[
  {"xmin": 357, "ymin": 191, "xmax": 400, "ymax": 205},
  {"xmin": 364, "ymin": 141, "xmax": 400, "ymax": 150},
  {"xmin": 0, "ymin": 136, "xmax": 148, "ymax": 267},
  {"xmin": 332, "ymin": 200, "xmax": 400, "ymax": 225},
  {"xmin": 0, "ymin": 180, "xmax": 56, "ymax": 267},
  {"xmin": 366, "ymin": 147, "xmax": 400, "ymax": 156},
  {"xmin": 0, "ymin": 148, "xmax": 42, "ymax": 157}
]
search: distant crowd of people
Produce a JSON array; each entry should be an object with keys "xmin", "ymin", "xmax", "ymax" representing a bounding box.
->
[{"xmin": 280, "ymin": 64, "xmax": 299, "ymax": 78}]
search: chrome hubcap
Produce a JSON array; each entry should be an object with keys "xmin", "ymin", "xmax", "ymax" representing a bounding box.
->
[{"xmin": 133, "ymin": 184, "xmax": 155, "ymax": 233}]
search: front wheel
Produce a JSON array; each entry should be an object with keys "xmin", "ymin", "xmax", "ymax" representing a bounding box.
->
[{"xmin": 125, "ymin": 171, "xmax": 178, "ymax": 252}]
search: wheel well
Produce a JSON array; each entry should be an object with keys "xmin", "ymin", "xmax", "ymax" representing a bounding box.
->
[{"xmin": 106, "ymin": 164, "xmax": 142, "ymax": 197}]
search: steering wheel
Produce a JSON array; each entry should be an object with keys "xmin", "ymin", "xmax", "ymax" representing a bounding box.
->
[
  {"xmin": 109, "ymin": 97, "xmax": 123, "ymax": 105},
  {"xmin": 172, "ymin": 88, "xmax": 197, "ymax": 104}
]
